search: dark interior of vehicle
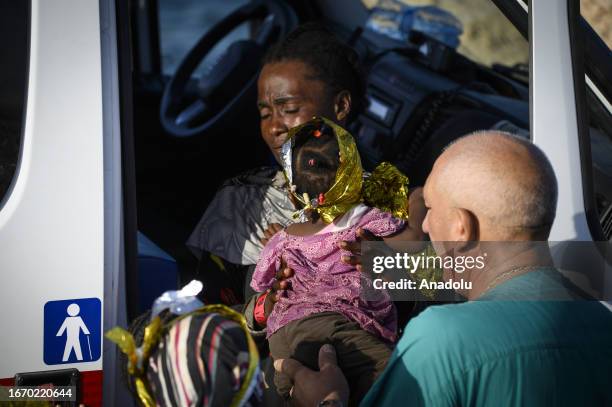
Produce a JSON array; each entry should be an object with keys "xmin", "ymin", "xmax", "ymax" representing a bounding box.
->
[{"xmin": 126, "ymin": 0, "xmax": 534, "ymax": 308}]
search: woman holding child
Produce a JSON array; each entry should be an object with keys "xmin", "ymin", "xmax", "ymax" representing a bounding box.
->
[
  {"xmin": 185, "ymin": 22, "xmax": 427, "ymax": 406},
  {"xmin": 112, "ymin": 22, "xmax": 428, "ymax": 407},
  {"xmin": 188, "ymin": 22, "xmax": 426, "ymax": 329}
]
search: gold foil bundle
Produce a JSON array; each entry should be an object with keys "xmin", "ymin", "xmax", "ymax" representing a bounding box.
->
[{"xmin": 363, "ymin": 162, "xmax": 410, "ymax": 221}]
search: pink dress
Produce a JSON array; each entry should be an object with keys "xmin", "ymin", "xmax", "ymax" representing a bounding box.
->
[{"xmin": 251, "ymin": 205, "xmax": 404, "ymax": 343}]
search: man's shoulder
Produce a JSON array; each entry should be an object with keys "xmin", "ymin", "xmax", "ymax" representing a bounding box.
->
[
  {"xmin": 395, "ymin": 302, "xmax": 484, "ymax": 360},
  {"xmin": 372, "ymin": 299, "xmax": 612, "ymax": 407},
  {"xmin": 398, "ymin": 297, "xmax": 612, "ymax": 363},
  {"xmin": 402, "ymin": 301, "xmax": 487, "ymax": 336},
  {"xmin": 396, "ymin": 300, "xmax": 534, "ymax": 362}
]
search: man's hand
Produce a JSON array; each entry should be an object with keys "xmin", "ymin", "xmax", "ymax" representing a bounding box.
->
[
  {"xmin": 339, "ymin": 188, "xmax": 428, "ymax": 269},
  {"xmin": 339, "ymin": 228, "xmax": 383, "ymax": 272},
  {"xmin": 261, "ymin": 223, "xmax": 284, "ymax": 246},
  {"xmin": 274, "ymin": 344, "xmax": 349, "ymax": 407}
]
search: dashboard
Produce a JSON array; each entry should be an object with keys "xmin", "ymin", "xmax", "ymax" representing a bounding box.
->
[{"xmin": 350, "ymin": 37, "xmax": 529, "ymax": 180}]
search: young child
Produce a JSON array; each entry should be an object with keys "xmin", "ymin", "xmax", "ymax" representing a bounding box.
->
[{"xmin": 250, "ymin": 117, "xmax": 410, "ymax": 406}]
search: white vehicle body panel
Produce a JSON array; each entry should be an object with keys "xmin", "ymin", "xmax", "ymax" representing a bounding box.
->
[
  {"xmin": 0, "ymin": 0, "xmax": 104, "ymax": 376},
  {"xmin": 529, "ymin": 1, "xmax": 611, "ymax": 302},
  {"xmin": 530, "ymin": 0, "xmax": 591, "ymax": 242}
]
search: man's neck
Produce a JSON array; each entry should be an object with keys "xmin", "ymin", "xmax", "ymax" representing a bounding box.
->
[{"xmin": 463, "ymin": 242, "xmax": 554, "ymax": 300}]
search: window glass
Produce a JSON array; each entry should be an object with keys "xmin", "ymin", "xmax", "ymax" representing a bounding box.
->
[
  {"xmin": 581, "ymin": 0, "xmax": 611, "ymax": 50},
  {"xmin": 363, "ymin": 0, "xmax": 529, "ymax": 67},
  {"xmin": 586, "ymin": 89, "xmax": 612, "ymax": 239},
  {"xmin": 158, "ymin": 0, "xmax": 250, "ymax": 77},
  {"xmin": 0, "ymin": 0, "xmax": 28, "ymax": 206},
  {"xmin": 580, "ymin": 0, "xmax": 612, "ymax": 238}
]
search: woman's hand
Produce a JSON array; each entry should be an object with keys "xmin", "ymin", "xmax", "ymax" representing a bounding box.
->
[
  {"xmin": 256, "ymin": 256, "xmax": 294, "ymax": 328},
  {"xmin": 261, "ymin": 223, "xmax": 284, "ymax": 246},
  {"xmin": 274, "ymin": 344, "xmax": 349, "ymax": 407}
]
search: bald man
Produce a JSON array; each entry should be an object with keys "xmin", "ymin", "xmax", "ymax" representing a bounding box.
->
[
  {"xmin": 275, "ymin": 131, "xmax": 612, "ymax": 407},
  {"xmin": 423, "ymin": 130, "xmax": 557, "ymax": 242}
]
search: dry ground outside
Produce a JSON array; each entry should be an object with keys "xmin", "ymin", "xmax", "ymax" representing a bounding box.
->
[{"xmin": 363, "ymin": 0, "xmax": 611, "ymax": 68}]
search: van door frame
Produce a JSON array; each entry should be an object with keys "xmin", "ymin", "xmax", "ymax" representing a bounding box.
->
[{"xmin": 100, "ymin": 0, "xmax": 139, "ymax": 404}]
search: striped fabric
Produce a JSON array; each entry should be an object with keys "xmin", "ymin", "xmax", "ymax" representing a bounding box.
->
[{"xmin": 146, "ymin": 313, "xmax": 263, "ymax": 407}]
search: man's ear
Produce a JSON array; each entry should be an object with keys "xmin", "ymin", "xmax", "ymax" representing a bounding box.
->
[
  {"xmin": 333, "ymin": 90, "xmax": 352, "ymax": 122},
  {"xmin": 453, "ymin": 208, "xmax": 479, "ymax": 243}
]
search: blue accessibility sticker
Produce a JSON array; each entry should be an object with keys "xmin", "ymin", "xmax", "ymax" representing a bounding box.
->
[{"xmin": 44, "ymin": 298, "xmax": 101, "ymax": 365}]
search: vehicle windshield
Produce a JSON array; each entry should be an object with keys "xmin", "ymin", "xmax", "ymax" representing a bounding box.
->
[
  {"xmin": 362, "ymin": 0, "xmax": 529, "ymax": 68},
  {"xmin": 158, "ymin": 0, "xmax": 250, "ymax": 77},
  {"xmin": 581, "ymin": 0, "xmax": 611, "ymax": 50}
]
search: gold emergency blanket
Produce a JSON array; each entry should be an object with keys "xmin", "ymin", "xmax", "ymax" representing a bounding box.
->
[{"xmin": 281, "ymin": 117, "xmax": 410, "ymax": 223}]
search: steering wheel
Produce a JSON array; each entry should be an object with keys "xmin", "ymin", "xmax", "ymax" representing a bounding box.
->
[{"xmin": 160, "ymin": 0, "xmax": 297, "ymax": 138}]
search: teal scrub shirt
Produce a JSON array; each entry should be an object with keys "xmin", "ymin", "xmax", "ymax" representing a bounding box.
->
[{"xmin": 362, "ymin": 269, "xmax": 612, "ymax": 406}]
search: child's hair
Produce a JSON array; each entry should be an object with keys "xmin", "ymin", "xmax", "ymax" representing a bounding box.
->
[{"xmin": 291, "ymin": 123, "xmax": 340, "ymax": 204}]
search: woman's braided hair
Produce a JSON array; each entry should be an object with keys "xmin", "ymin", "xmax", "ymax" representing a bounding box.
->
[{"xmin": 262, "ymin": 22, "xmax": 365, "ymax": 120}]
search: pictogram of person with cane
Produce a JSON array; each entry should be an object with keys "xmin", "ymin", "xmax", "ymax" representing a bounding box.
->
[{"xmin": 56, "ymin": 303, "xmax": 92, "ymax": 361}]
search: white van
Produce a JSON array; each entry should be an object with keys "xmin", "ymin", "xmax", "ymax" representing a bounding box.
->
[{"xmin": 0, "ymin": 0, "xmax": 610, "ymax": 405}]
